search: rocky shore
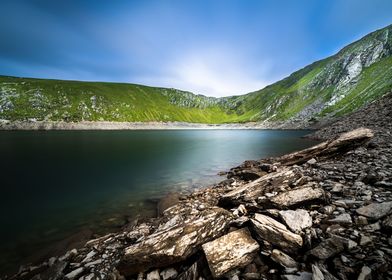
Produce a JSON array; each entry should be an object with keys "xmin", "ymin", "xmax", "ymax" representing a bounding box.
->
[
  {"xmin": 0, "ymin": 120, "xmax": 312, "ymax": 131},
  {"xmin": 4, "ymin": 93, "xmax": 392, "ymax": 280}
]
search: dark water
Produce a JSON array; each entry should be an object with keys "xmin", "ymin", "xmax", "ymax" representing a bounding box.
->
[{"xmin": 0, "ymin": 129, "xmax": 316, "ymax": 273}]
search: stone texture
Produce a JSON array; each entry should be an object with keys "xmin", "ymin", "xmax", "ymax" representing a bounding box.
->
[
  {"xmin": 202, "ymin": 228, "xmax": 259, "ymax": 278},
  {"xmin": 308, "ymin": 238, "xmax": 344, "ymax": 260}
]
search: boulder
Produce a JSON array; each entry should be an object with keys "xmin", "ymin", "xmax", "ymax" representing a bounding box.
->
[
  {"xmin": 270, "ymin": 185, "xmax": 326, "ymax": 209},
  {"xmin": 279, "ymin": 209, "xmax": 312, "ymax": 233},
  {"xmin": 219, "ymin": 168, "xmax": 300, "ymax": 207},
  {"xmin": 118, "ymin": 207, "xmax": 233, "ymax": 275},
  {"xmin": 251, "ymin": 214, "xmax": 303, "ymax": 253},
  {"xmin": 202, "ymin": 228, "xmax": 260, "ymax": 278},
  {"xmin": 355, "ymin": 202, "xmax": 392, "ymax": 220}
]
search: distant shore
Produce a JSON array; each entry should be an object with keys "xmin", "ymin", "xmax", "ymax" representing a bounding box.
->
[{"xmin": 0, "ymin": 120, "xmax": 319, "ymax": 130}]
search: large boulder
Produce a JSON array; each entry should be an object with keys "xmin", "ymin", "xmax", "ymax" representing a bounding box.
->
[
  {"xmin": 118, "ymin": 207, "xmax": 233, "ymax": 275},
  {"xmin": 251, "ymin": 214, "xmax": 303, "ymax": 253},
  {"xmin": 202, "ymin": 228, "xmax": 260, "ymax": 278}
]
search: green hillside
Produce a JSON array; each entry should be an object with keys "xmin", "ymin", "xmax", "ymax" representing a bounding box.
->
[{"xmin": 1, "ymin": 24, "xmax": 391, "ymax": 124}]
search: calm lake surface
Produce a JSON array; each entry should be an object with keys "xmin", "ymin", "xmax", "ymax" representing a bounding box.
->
[{"xmin": 0, "ymin": 129, "xmax": 316, "ymax": 273}]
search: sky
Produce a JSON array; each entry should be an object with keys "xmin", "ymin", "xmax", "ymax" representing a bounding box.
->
[{"xmin": 0, "ymin": 0, "xmax": 392, "ymax": 97}]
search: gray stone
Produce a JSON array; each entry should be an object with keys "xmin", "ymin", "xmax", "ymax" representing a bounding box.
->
[
  {"xmin": 327, "ymin": 213, "xmax": 352, "ymax": 225},
  {"xmin": 251, "ymin": 213, "xmax": 303, "ymax": 253},
  {"xmin": 270, "ymin": 249, "xmax": 298, "ymax": 269},
  {"xmin": 281, "ymin": 272, "xmax": 313, "ymax": 280},
  {"xmin": 65, "ymin": 267, "xmax": 84, "ymax": 279},
  {"xmin": 308, "ymin": 238, "xmax": 344, "ymax": 260},
  {"xmin": 160, "ymin": 268, "xmax": 177, "ymax": 280},
  {"xmin": 279, "ymin": 209, "xmax": 312, "ymax": 233},
  {"xmin": 202, "ymin": 228, "xmax": 259, "ymax": 278},
  {"xmin": 311, "ymin": 263, "xmax": 338, "ymax": 280},
  {"xmin": 270, "ymin": 185, "xmax": 326, "ymax": 209},
  {"xmin": 355, "ymin": 202, "xmax": 392, "ymax": 220},
  {"xmin": 357, "ymin": 266, "xmax": 372, "ymax": 280},
  {"xmin": 146, "ymin": 270, "xmax": 160, "ymax": 280}
]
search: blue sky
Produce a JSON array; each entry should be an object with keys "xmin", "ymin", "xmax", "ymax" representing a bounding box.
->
[{"xmin": 1, "ymin": 0, "xmax": 392, "ymax": 97}]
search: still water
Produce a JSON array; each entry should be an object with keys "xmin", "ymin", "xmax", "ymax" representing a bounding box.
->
[{"xmin": 0, "ymin": 129, "xmax": 316, "ymax": 273}]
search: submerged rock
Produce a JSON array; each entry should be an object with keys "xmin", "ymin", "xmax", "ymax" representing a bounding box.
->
[{"xmin": 202, "ymin": 228, "xmax": 259, "ymax": 278}]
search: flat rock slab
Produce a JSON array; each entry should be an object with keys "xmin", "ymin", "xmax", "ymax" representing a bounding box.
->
[
  {"xmin": 118, "ymin": 207, "xmax": 233, "ymax": 275},
  {"xmin": 219, "ymin": 168, "xmax": 300, "ymax": 207},
  {"xmin": 270, "ymin": 185, "xmax": 326, "ymax": 209},
  {"xmin": 202, "ymin": 228, "xmax": 260, "ymax": 278},
  {"xmin": 251, "ymin": 213, "xmax": 302, "ymax": 253},
  {"xmin": 356, "ymin": 201, "xmax": 392, "ymax": 220},
  {"xmin": 308, "ymin": 237, "xmax": 344, "ymax": 260},
  {"xmin": 279, "ymin": 209, "xmax": 312, "ymax": 233},
  {"xmin": 270, "ymin": 249, "xmax": 298, "ymax": 269}
]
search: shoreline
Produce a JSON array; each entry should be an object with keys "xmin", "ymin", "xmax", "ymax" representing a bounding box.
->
[{"xmin": 0, "ymin": 120, "xmax": 319, "ymax": 131}]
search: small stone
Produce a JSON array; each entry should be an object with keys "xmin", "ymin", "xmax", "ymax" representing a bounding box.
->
[
  {"xmin": 281, "ymin": 271, "xmax": 312, "ymax": 280},
  {"xmin": 65, "ymin": 267, "xmax": 84, "ymax": 279},
  {"xmin": 270, "ymin": 249, "xmax": 297, "ymax": 269},
  {"xmin": 327, "ymin": 213, "xmax": 352, "ymax": 225},
  {"xmin": 309, "ymin": 237, "xmax": 344, "ymax": 260},
  {"xmin": 279, "ymin": 209, "xmax": 312, "ymax": 233},
  {"xmin": 331, "ymin": 183, "xmax": 344, "ymax": 193},
  {"xmin": 160, "ymin": 268, "xmax": 178, "ymax": 280},
  {"xmin": 307, "ymin": 158, "xmax": 317, "ymax": 165},
  {"xmin": 146, "ymin": 269, "xmax": 160, "ymax": 280},
  {"xmin": 359, "ymin": 235, "xmax": 372, "ymax": 246},
  {"xmin": 357, "ymin": 266, "xmax": 372, "ymax": 280},
  {"xmin": 356, "ymin": 202, "xmax": 392, "ymax": 220}
]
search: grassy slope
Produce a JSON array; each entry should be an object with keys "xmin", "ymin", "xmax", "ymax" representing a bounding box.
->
[{"xmin": 0, "ymin": 76, "xmax": 240, "ymax": 123}]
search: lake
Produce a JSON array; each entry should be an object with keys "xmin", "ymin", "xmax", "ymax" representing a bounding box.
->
[{"xmin": 0, "ymin": 129, "xmax": 316, "ymax": 274}]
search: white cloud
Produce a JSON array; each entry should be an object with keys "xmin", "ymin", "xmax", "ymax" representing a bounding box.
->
[{"xmin": 133, "ymin": 47, "xmax": 270, "ymax": 97}]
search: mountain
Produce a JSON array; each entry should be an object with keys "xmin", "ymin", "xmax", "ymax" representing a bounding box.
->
[
  {"xmin": 227, "ymin": 24, "xmax": 392, "ymax": 122},
  {"xmin": 1, "ymin": 24, "xmax": 391, "ymax": 124}
]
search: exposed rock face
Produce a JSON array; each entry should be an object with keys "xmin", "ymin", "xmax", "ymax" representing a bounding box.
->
[
  {"xmin": 251, "ymin": 214, "xmax": 303, "ymax": 253},
  {"xmin": 202, "ymin": 228, "xmax": 259, "ymax": 278},
  {"xmin": 119, "ymin": 207, "xmax": 233, "ymax": 275}
]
